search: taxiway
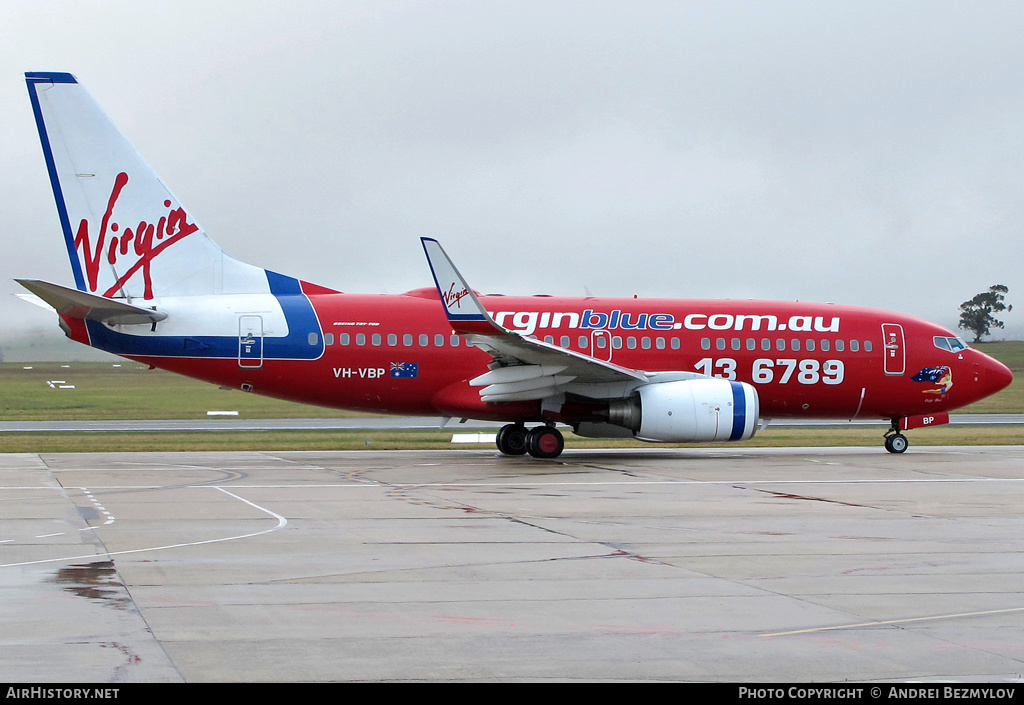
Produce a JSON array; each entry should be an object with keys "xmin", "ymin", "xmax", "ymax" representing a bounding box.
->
[{"xmin": 0, "ymin": 413, "xmax": 1021, "ymax": 433}]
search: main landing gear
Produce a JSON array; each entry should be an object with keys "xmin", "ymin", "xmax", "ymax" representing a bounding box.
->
[
  {"xmin": 496, "ymin": 423, "xmax": 564, "ymax": 459},
  {"xmin": 884, "ymin": 422, "xmax": 909, "ymax": 454}
]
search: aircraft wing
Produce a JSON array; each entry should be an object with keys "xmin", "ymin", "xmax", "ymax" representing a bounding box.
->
[
  {"xmin": 421, "ymin": 238, "xmax": 649, "ymax": 402},
  {"xmin": 15, "ymin": 279, "xmax": 167, "ymax": 326}
]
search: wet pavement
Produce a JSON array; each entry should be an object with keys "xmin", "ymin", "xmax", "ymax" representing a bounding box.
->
[{"xmin": 2, "ymin": 447, "xmax": 1023, "ymax": 682}]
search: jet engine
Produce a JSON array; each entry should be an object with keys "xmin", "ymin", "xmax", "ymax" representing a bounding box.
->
[{"xmin": 604, "ymin": 378, "xmax": 759, "ymax": 443}]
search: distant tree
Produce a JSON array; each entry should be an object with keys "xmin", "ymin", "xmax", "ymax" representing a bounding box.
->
[{"xmin": 958, "ymin": 284, "xmax": 1012, "ymax": 343}]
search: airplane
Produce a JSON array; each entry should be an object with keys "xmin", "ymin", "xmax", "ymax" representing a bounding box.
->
[{"xmin": 17, "ymin": 72, "xmax": 1013, "ymax": 459}]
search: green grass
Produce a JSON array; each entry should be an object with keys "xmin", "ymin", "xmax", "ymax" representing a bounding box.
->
[
  {"xmin": 1, "ymin": 342, "xmax": 1022, "ymax": 452},
  {"xmin": 0, "ymin": 362, "xmax": 365, "ymax": 421},
  {"xmin": 959, "ymin": 341, "xmax": 1024, "ymax": 413}
]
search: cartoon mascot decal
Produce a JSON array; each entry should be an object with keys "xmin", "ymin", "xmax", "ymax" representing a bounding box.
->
[{"xmin": 912, "ymin": 366, "xmax": 953, "ymax": 395}]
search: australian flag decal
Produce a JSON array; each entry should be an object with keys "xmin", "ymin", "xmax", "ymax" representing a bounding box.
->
[
  {"xmin": 912, "ymin": 366, "xmax": 950, "ymax": 383},
  {"xmin": 390, "ymin": 362, "xmax": 419, "ymax": 378}
]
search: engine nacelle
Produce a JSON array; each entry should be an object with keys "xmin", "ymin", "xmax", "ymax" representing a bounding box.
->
[{"xmin": 606, "ymin": 378, "xmax": 759, "ymax": 443}]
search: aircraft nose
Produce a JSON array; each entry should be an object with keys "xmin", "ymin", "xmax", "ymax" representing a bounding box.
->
[{"xmin": 980, "ymin": 353, "xmax": 1013, "ymax": 398}]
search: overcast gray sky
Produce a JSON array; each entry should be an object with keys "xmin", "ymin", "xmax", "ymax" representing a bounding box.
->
[{"xmin": 3, "ymin": 0, "xmax": 1023, "ymax": 350}]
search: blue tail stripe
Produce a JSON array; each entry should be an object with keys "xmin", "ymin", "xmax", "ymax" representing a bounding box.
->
[
  {"xmin": 25, "ymin": 72, "xmax": 78, "ymax": 84},
  {"xmin": 83, "ymin": 271, "xmax": 325, "ymax": 361},
  {"xmin": 25, "ymin": 73, "xmax": 86, "ymax": 291}
]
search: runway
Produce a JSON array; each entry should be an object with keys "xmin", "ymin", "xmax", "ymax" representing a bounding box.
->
[{"xmin": 2, "ymin": 446, "xmax": 1023, "ymax": 682}]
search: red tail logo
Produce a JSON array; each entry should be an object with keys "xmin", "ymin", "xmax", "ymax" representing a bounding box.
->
[
  {"xmin": 73, "ymin": 172, "xmax": 198, "ymax": 299},
  {"xmin": 443, "ymin": 282, "xmax": 470, "ymax": 309}
]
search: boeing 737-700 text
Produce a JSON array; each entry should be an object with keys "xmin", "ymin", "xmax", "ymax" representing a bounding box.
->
[{"xmin": 17, "ymin": 72, "xmax": 1013, "ymax": 458}]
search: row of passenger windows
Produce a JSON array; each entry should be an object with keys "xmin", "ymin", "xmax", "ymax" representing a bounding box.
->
[
  {"xmin": 316, "ymin": 331, "xmax": 874, "ymax": 353},
  {"xmin": 323, "ymin": 333, "xmax": 465, "ymax": 348},
  {"xmin": 701, "ymin": 337, "xmax": 873, "ymax": 353}
]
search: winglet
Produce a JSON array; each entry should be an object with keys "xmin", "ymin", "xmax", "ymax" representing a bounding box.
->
[{"xmin": 420, "ymin": 238, "xmax": 499, "ymax": 334}]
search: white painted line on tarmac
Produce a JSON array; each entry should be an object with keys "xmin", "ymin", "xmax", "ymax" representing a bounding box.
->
[
  {"xmin": 0, "ymin": 486, "xmax": 287, "ymax": 569},
  {"xmin": 761, "ymin": 606, "xmax": 1024, "ymax": 637}
]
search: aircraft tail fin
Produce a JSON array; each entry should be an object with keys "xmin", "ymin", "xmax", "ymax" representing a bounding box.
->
[{"xmin": 25, "ymin": 72, "xmax": 269, "ymax": 301}]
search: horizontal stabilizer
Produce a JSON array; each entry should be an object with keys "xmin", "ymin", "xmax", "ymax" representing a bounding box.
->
[{"xmin": 15, "ymin": 279, "xmax": 167, "ymax": 326}]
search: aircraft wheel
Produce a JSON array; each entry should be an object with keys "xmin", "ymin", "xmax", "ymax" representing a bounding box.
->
[
  {"xmin": 884, "ymin": 433, "xmax": 909, "ymax": 454},
  {"xmin": 496, "ymin": 424, "xmax": 528, "ymax": 455},
  {"xmin": 527, "ymin": 426, "xmax": 564, "ymax": 459}
]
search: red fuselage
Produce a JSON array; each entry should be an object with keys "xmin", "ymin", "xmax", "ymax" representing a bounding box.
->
[{"xmin": 134, "ymin": 288, "xmax": 1012, "ymax": 426}]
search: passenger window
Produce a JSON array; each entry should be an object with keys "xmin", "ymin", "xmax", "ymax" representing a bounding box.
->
[
  {"xmin": 324, "ymin": 333, "xmax": 334, "ymax": 346},
  {"xmin": 434, "ymin": 334, "xmax": 444, "ymax": 347},
  {"xmin": 717, "ymin": 338, "xmax": 726, "ymax": 351},
  {"xmin": 450, "ymin": 335, "xmax": 460, "ymax": 347},
  {"xmin": 372, "ymin": 334, "xmax": 381, "ymax": 346},
  {"xmin": 864, "ymin": 340, "xmax": 872, "ymax": 352},
  {"xmin": 820, "ymin": 339, "xmax": 830, "ymax": 352},
  {"xmin": 419, "ymin": 334, "xmax": 429, "ymax": 347},
  {"xmin": 791, "ymin": 339, "xmax": 800, "ymax": 352},
  {"xmin": 671, "ymin": 338, "xmax": 681, "ymax": 350},
  {"xmin": 761, "ymin": 338, "xmax": 771, "ymax": 351},
  {"xmin": 835, "ymin": 340, "xmax": 845, "ymax": 351},
  {"xmin": 403, "ymin": 334, "xmax": 413, "ymax": 346},
  {"xmin": 578, "ymin": 336, "xmax": 589, "ymax": 349},
  {"xmin": 701, "ymin": 338, "xmax": 711, "ymax": 350},
  {"xmin": 642, "ymin": 337, "xmax": 652, "ymax": 349},
  {"xmin": 356, "ymin": 333, "xmax": 366, "ymax": 346},
  {"xmin": 561, "ymin": 336, "xmax": 571, "ymax": 348},
  {"xmin": 627, "ymin": 336, "xmax": 637, "ymax": 349},
  {"xmin": 388, "ymin": 334, "xmax": 397, "ymax": 346},
  {"xmin": 656, "ymin": 337, "xmax": 666, "ymax": 350},
  {"xmin": 805, "ymin": 339, "xmax": 815, "ymax": 352},
  {"xmin": 340, "ymin": 333, "xmax": 350, "ymax": 346},
  {"xmin": 850, "ymin": 340, "xmax": 859, "ymax": 352}
]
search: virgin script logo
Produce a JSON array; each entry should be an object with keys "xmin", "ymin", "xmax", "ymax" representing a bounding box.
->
[
  {"xmin": 443, "ymin": 282, "xmax": 471, "ymax": 309},
  {"xmin": 74, "ymin": 172, "xmax": 198, "ymax": 299}
]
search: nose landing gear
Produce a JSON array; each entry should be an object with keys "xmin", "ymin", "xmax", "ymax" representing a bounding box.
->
[{"xmin": 884, "ymin": 422, "xmax": 909, "ymax": 454}]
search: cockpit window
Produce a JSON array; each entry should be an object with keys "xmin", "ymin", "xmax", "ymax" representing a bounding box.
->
[{"xmin": 933, "ymin": 336, "xmax": 968, "ymax": 352}]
